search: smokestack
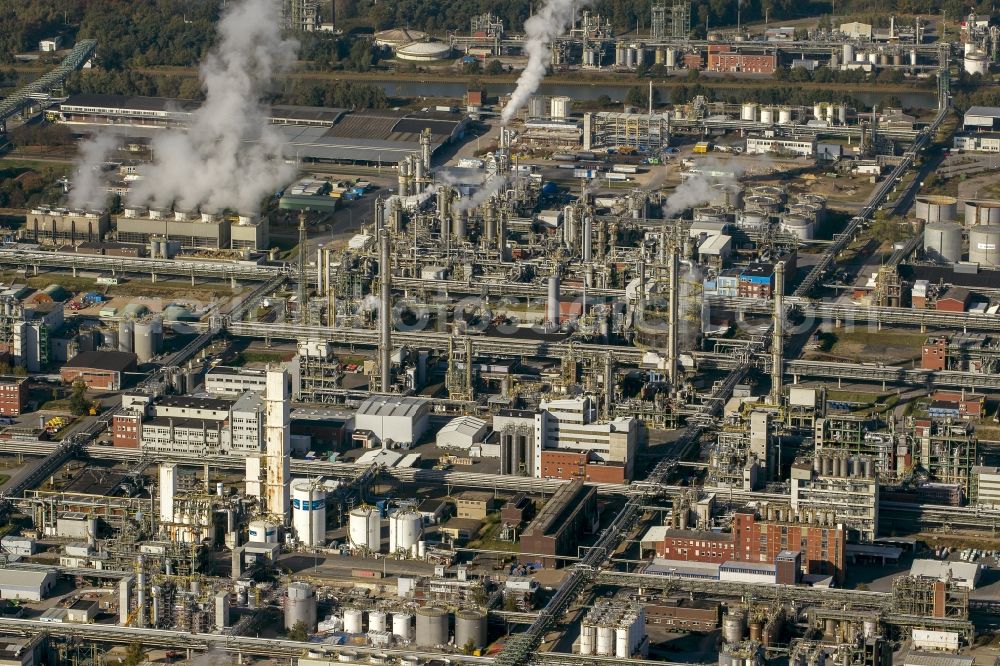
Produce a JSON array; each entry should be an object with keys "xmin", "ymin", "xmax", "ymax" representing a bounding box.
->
[
  {"xmin": 420, "ymin": 129, "xmax": 432, "ymax": 172},
  {"xmin": 771, "ymin": 261, "xmax": 785, "ymax": 404},
  {"xmin": 325, "ymin": 247, "xmax": 336, "ymax": 329},
  {"xmin": 380, "ymin": 221, "xmax": 393, "ymax": 393},
  {"xmin": 667, "ymin": 246, "xmax": 679, "ymax": 388},
  {"xmin": 264, "ymin": 368, "xmax": 290, "ymax": 521},
  {"xmin": 297, "ymin": 211, "xmax": 308, "ymax": 324}
]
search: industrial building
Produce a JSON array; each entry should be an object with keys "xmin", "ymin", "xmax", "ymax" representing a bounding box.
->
[
  {"xmin": 535, "ymin": 396, "xmax": 639, "ymax": 483},
  {"xmin": 60, "ymin": 350, "xmax": 137, "ymax": 390},
  {"xmin": 24, "ymin": 207, "xmax": 111, "ymax": 246},
  {"xmin": 353, "ymin": 396, "xmax": 429, "ymax": 447},
  {"xmin": 519, "ymin": 480, "xmax": 597, "ymax": 566},
  {"xmin": 0, "ymin": 570, "xmax": 55, "ymax": 602}
]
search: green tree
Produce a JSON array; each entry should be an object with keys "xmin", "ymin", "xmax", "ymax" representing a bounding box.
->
[
  {"xmin": 69, "ymin": 381, "xmax": 90, "ymax": 417},
  {"xmin": 123, "ymin": 642, "xmax": 146, "ymax": 666},
  {"xmin": 288, "ymin": 620, "xmax": 310, "ymax": 641},
  {"xmin": 485, "ymin": 59, "xmax": 503, "ymax": 75}
]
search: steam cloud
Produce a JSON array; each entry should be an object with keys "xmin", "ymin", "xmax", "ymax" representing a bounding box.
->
[
  {"xmin": 67, "ymin": 132, "xmax": 118, "ymax": 210},
  {"xmin": 662, "ymin": 158, "xmax": 746, "ymax": 218},
  {"xmin": 453, "ymin": 174, "xmax": 509, "ymax": 213},
  {"xmin": 500, "ymin": 0, "xmax": 593, "ymax": 124},
  {"xmin": 127, "ymin": 0, "xmax": 298, "ymax": 213}
]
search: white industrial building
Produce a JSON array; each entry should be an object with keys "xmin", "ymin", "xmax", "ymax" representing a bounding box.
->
[
  {"xmin": 909, "ymin": 559, "xmax": 982, "ymax": 590},
  {"xmin": 354, "ymin": 396, "xmax": 429, "ymax": 447},
  {"xmin": 963, "ymin": 106, "xmax": 1000, "ymax": 131},
  {"xmin": 0, "ymin": 569, "xmax": 56, "ymax": 601},
  {"xmin": 136, "ymin": 393, "xmax": 265, "ymax": 456},
  {"xmin": 0, "ymin": 536, "xmax": 36, "ymax": 557},
  {"xmin": 746, "ymin": 137, "xmax": 816, "ymax": 157},
  {"xmin": 205, "ymin": 366, "xmax": 268, "ymax": 397},
  {"xmin": 972, "ymin": 465, "xmax": 1000, "ymax": 506},
  {"xmin": 436, "ymin": 416, "xmax": 490, "ymax": 452},
  {"xmin": 534, "ymin": 396, "xmax": 639, "ymax": 479}
]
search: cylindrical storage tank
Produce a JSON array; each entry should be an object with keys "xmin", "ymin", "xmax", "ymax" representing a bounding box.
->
[
  {"xmin": 348, "ymin": 507, "xmax": 381, "ymax": 552},
  {"xmin": 916, "ymin": 195, "xmax": 958, "ymax": 223},
  {"xmin": 778, "ymin": 107, "xmax": 793, "ymax": 124},
  {"xmin": 780, "ymin": 214, "xmax": 814, "ymax": 240},
  {"xmin": 389, "ymin": 510, "xmax": 423, "ymax": 554},
  {"xmin": 392, "ymin": 613, "xmax": 413, "ymax": 641},
  {"xmin": 580, "ymin": 625, "xmax": 596, "ymax": 656},
  {"xmin": 343, "ymin": 608, "xmax": 363, "ymax": 634},
  {"xmin": 837, "ymin": 105, "xmax": 847, "ymax": 125},
  {"xmin": 133, "ymin": 318, "xmax": 156, "ymax": 363},
  {"xmin": 738, "ymin": 210, "xmax": 768, "ymax": 230},
  {"xmin": 635, "ymin": 45, "xmax": 646, "ymax": 66},
  {"xmin": 813, "ymin": 102, "xmax": 824, "ymax": 120},
  {"xmin": 625, "ymin": 47, "xmax": 635, "ymax": 68},
  {"xmin": 415, "ymin": 606, "xmax": 448, "ymax": 647},
  {"xmin": 922, "ymin": 221, "xmax": 962, "ymax": 263},
  {"xmin": 969, "ymin": 225, "xmax": 1000, "ymax": 267},
  {"xmin": 842, "ymin": 44, "xmax": 854, "ymax": 64},
  {"xmin": 741, "ymin": 103, "xmax": 757, "ymax": 121},
  {"xmin": 248, "ymin": 519, "xmax": 279, "ymax": 543},
  {"xmin": 284, "ymin": 582, "xmax": 317, "ymax": 632},
  {"xmin": 527, "ymin": 96, "xmax": 548, "ymax": 119},
  {"xmin": 711, "ymin": 183, "xmax": 743, "ymax": 208},
  {"xmin": 722, "ymin": 613, "xmax": 744, "ymax": 643},
  {"xmin": 749, "ymin": 622, "xmax": 762, "ymax": 642},
  {"xmin": 892, "ymin": 53, "xmax": 902, "ymax": 66},
  {"xmin": 964, "ymin": 50, "xmax": 989, "ymax": 76},
  {"xmin": 745, "ymin": 195, "xmax": 781, "ymax": 214},
  {"xmin": 615, "ymin": 43, "xmax": 626, "ymax": 65},
  {"xmin": 693, "ymin": 206, "xmax": 729, "ymax": 223},
  {"xmin": 455, "ymin": 609, "xmax": 488, "ymax": 650},
  {"xmin": 596, "ymin": 626, "xmax": 614, "ymax": 655},
  {"xmin": 291, "ymin": 479, "xmax": 327, "ymax": 547},
  {"xmin": 868, "ymin": 52, "xmax": 878, "ymax": 65},
  {"xmin": 369, "ymin": 610, "xmax": 387, "ymax": 633},
  {"xmin": 878, "ymin": 53, "xmax": 889, "ymax": 66},
  {"xmin": 665, "ymin": 48, "xmax": 677, "ymax": 68},
  {"xmin": 965, "ymin": 200, "xmax": 1000, "ymax": 226},
  {"xmin": 546, "ymin": 275, "xmax": 560, "ymax": 324},
  {"xmin": 825, "ymin": 104, "xmax": 835, "ymax": 123},
  {"xmin": 550, "ymin": 96, "xmax": 571, "ymax": 119},
  {"xmin": 615, "ymin": 627, "xmax": 630, "ymax": 658},
  {"xmin": 118, "ymin": 319, "xmax": 134, "ymax": 354},
  {"xmin": 759, "ymin": 107, "xmax": 774, "ymax": 124}
]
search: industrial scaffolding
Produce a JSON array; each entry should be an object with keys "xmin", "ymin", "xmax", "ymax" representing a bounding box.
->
[
  {"xmin": 283, "ymin": 0, "xmax": 318, "ymax": 32},
  {"xmin": 590, "ymin": 112, "xmax": 670, "ymax": 152},
  {"xmin": 651, "ymin": 0, "xmax": 691, "ymax": 40},
  {"xmin": 891, "ymin": 575, "xmax": 968, "ymax": 621}
]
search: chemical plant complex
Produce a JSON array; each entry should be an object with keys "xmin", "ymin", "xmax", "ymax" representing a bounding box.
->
[{"xmin": 2, "ymin": 2, "xmax": 1000, "ymax": 666}]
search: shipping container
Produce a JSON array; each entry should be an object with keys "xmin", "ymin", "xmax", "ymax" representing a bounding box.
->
[
  {"xmin": 605, "ymin": 172, "xmax": 629, "ymax": 181},
  {"xmin": 612, "ymin": 164, "xmax": 639, "ymax": 173},
  {"xmin": 552, "ymin": 153, "xmax": 577, "ymax": 162},
  {"xmin": 351, "ymin": 569, "xmax": 384, "ymax": 579}
]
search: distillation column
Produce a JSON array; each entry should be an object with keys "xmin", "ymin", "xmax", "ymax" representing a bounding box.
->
[
  {"xmin": 771, "ymin": 261, "xmax": 785, "ymax": 404},
  {"xmin": 667, "ymin": 245, "xmax": 679, "ymax": 389},
  {"xmin": 380, "ymin": 214, "xmax": 393, "ymax": 393}
]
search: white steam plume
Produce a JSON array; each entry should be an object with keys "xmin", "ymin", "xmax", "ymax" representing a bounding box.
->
[
  {"xmin": 128, "ymin": 0, "xmax": 298, "ymax": 214},
  {"xmin": 67, "ymin": 132, "xmax": 118, "ymax": 210},
  {"xmin": 662, "ymin": 158, "xmax": 745, "ymax": 218},
  {"xmin": 453, "ymin": 174, "xmax": 509, "ymax": 213},
  {"xmin": 500, "ymin": 0, "xmax": 592, "ymax": 125}
]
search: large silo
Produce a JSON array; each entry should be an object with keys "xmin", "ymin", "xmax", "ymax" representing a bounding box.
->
[
  {"xmin": 388, "ymin": 510, "xmax": 422, "ymax": 555},
  {"xmin": 915, "ymin": 195, "xmax": 958, "ymax": 223},
  {"xmin": 969, "ymin": 225, "xmax": 1000, "ymax": 267},
  {"xmin": 454, "ymin": 609, "xmax": 488, "ymax": 650},
  {"xmin": 284, "ymin": 582, "xmax": 317, "ymax": 632},
  {"xmin": 965, "ymin": 200, "xmax": 1000, "ymax": 227},
  {"xmin": 118, "ymin": 319, "xmax": 134, "ymax": 354},
  {"xmin": 415, "ymin": 606, "xmax": 449, "ymax": 647},
  {"xmin": 133, "ymin": 318, "xmax": 157, "ymax": 363},
  {"xmin": 392, "ymin": 612, "xmax": 413, "ymax": 641},
  {"xmin": 923, "ymin": 222, "xmax": 963, "ymax": 263},
  {"xmin": 348, "ymin": 507, "xmax": 381, "ymax": 552},
  {"xmin": 291, "ymin": 478, "xmax": 326, "ymax": 547}
]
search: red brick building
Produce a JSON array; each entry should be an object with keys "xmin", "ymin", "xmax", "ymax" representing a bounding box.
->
[
  {"xmin": 61, "ymin": 351, "xmax": 138, "ymax": 391},
  {"xmin": 707, "ymin": 45, "xmax": 778, "ymax": 74},
  {"xmin": 656, "ymin": 528, "xmax": 734, "ymax": 563},
  {"xmin": 921, "ymin": 337, "xmax": 947, "ymax": 370},
  {"xmin": 936, "ymin": 286, "xmax": 971, "ymax": 312},
  {"xmin": 0, "ymin": 377, "xmax": 28, "ymax": 416},
  {"xmin": 539, "ymin": 450, "xmax": 627, "ymax": 484},
  {"xmin": 732, "ymin": 509, "xmax": 845, "ymax": 582},
  {"xmin": 112, "ymin": 412, "xmax": 142, "ymax": 448}
]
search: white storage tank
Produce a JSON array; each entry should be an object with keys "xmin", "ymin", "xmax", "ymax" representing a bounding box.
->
[
  {"xmin": 527, "ymin": 96, "xmax": 549, "ymax": 119},
  {"xmin": 842, "ymin": 44, "xmax": 854, "ymax": 65},
  {"xmin": 915, "ymin": 195, "xmax": 958, "ymax": 223},
  {"xmin": 969, "ymin": 225, "xmax": 1000, "ymax": 267},
  {"xmin": 348, "ymin": 507, "xmax": 381, "ymax": 552},
  {"xmin": 759, "ymin": 107, "xmax": 775, "ymax": 124},
  {"xmin": 778, "ymin": 107, "xmax": 793, "ymax": 124},
  {"xmin": 118, "ymin": 319, "xmax": 134, "ymax": 354},
  {"xmin": 579, "ymin": 625, "xmax": 596, "ymax": 656},
  {"xmin": 813, "ymin": 102, "xmax": 824, "ymax": 120},
  {"xmin": 368, "ymin": 610, "xmax": 387, "ymax": 633},
  {"xmin": 388, "ymin": 510, "xmax": 423, "ymax": 555},
  {"xmin": 133, "ymin": 317, "xmax": 160, "ymax": 363},
  {"xmin": 596, "ymin": 625, "xmax": 614, "ymax": 655},
  {"xmin": 665, "ymin": 48, "xmax": 677, "ymax": 67},
  {"xmin": 722, "ymin": 612, "xmax": 744, "ymax": 643},
  {"xmin": 343, "ymin": 608, "xmax": 363, "ymax": 634},
  {"xmin": 550, "ymin": 96, "xmax": 572, "ymax": 119},
  {"xmin": 291, "ymin": 479, "xmax": 327, "ymax": 547},
  {"xmin": 923, "ymin": 221, "xmax": 963, "ymax": 263},
  {"xmin": 248, "ymin": 519, "xmax": 280, "ymax": 543},
  {"xmin": 738, "ymin": 210, "xmax": 768, "ymax": 230},
  {"xmin": 965, "ymin": 199, "xmax": 1000, "ymax": 226},
  {"xmin": 964, "ymin": 50, "xmax": 989, "ymax": 76},
  {"xmin": 392, "ymin": 613, "xmax": 413, "ymax": 641},
  {"xmin": 780, "ymin": 214, "xmax": 814, "ymax": 240},
  {"xmin": 741, "ymin": 102, "xmax": 757, "ymax": 121}
]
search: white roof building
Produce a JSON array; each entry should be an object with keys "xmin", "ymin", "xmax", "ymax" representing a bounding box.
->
[
  {"xmin": 909, "ymin": 559, "xmax": 982, "ymax": 590},
  {"xmin": 355, "ymin": 396, "xmax": 429, "ymax": 447},
  {"xmin": 0, "ymin": 568, "xmax": 57, "ymax": 601},
  {"xmin": 436, "ymin": 416, "xmax": 489, "ymax": 450}
]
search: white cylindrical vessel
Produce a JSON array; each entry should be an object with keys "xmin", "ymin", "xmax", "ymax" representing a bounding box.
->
[
  {"xmin": 348, "ymin": 507, "xmax": 381, "ymax": 552},
  {"xmin": 392, "ymin": 613, "xmax": 414, "ymax": 641},
  {"xmin": 343, "ymin": 608, "xmax": 363, "ymax": 634},
  {"xmin": 368, "ymin": 610, "xmax": 387, "ymax": 633},
  {"xmin": 389, "ymin": 510, "xmax": 422, "ymax": 554},
  {"xmin": 291, "ymin": 479, "xmax": 327, "ymax": 547}
]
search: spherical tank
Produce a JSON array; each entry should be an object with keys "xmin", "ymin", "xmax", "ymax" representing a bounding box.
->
[
  {"xmin": 923, "ymin": 222, "xmax": 963, "ymax": 263},
  {"xmin": 368, "ymin": 610, "xmax": 387, "ymax": 633},
  {"xmin": 915, "ymin": 195, "xmax": 958, "ymax": 223},
  {"xmin": 741, "ymin": 102, "xmax": 757, "ymax": 121},
  {"xmin": 969, "ymin": 225, "xmax": 1000, "ymax": 267},
  {"xmin": 550, "ymin": 96, "xmax": 572, "ymax": 119},
  {"xmin": 389, "ymin": 510, "xmax": 423, "ymax": 554},
  {"xmin": 348, "ymin": 507, "xmax": 381, "ymax": 552},
  {"xmin": 118, "ymin": 319, "xmax": 134, "ymax": 354},
  {"xmin": 965, "ymin": 200, "xmax": 1000, "ymax": 226},
  {"xmin": 248, "ymin": 519, "xmax": 279, "ymax": 543},
  {"xmin": 780, "ymin": 214, "xmax": 814, "ymax": 240},
  {"xmin": 454, "ymin": 609, "xmax": 488, "ymax": 650},
  {"xmin": 392, "ymin": 613, "xmax": 413, "ymax": 641},
  {"xmin": 415, "ymin": 606, "xmax": 449, "ymax": 647},
  {"xmin": 759, "ymin": 107, "xmax": 775, "ymax": 124},
  {"xmin": 291, "ymin": 479, "xmax": 327, "ymax": 547},
  {"xmin": 284, "ymin": 582, "xmax": 317, "ymax": 632}
]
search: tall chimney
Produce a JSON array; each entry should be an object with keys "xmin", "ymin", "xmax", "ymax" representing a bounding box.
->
[
  {"xmin": 771, "ymin": 261, "xmax": 785, "ymax": 404},
  {"xmin": 667, "ymin": 246, "xmax": 679, "ymax": 388},
  {"xmin": 380, "ymin": 220, "xmax": 392, "ymax": 393}
]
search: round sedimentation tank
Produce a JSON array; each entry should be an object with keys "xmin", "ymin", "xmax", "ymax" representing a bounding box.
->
[
  {"xmin": 780, "ymin": 214, "xmax": 814, "ymax": 240},
  {"xmin": 415, "ymin": 606, "xmax": 449, "ymax": 647},
  {"xmin": 750, "ymin": 185, "xmax": 785, "ymax": 202},
  {"xmin": 454, "ymin": 609, "xmax": 488, "ymax": 650},
  {"xmin": 923, "ymin": 221, "xmax": 963, "ymax": 263},
  {"xmin": 965, "ymin": 200, "xmax": 1000, "ymax": 226},
  {"xmin": 745, "ymin": 195, "xmax": 782, "ymax": 214},
  {"xmin": 368, "ymin": 610, "xmax": 387, "ymax": 633},
  {"xmin": 348, "ymin": 507, "xmax": 381, "ymax": 552},
  {"xmin": 915, "ymin": 195, "xmax": 958, "ymax": 223},
  {"xmin": 248, "ymin": 519, "xmax": 280, "ymax": 543},
  {"xmin": 389, "ymin": 510, "xmax": 422, "ymax": 555},
  {"xmin": 291, "ymin": 479, "xmax": 327, "ymax": 547},
  {"xmin": 343, "ymin": 608, "xmax": 363, "ymax": 634},
  {"xmin": 550, "ymin": 96, "xmax": 572, "ymax": 119},
  {"xmin": 118, "ymin": 319, "xmax": 134, "ymax": 354},
  {"xmin": 969, "ymin": 225, "xmax": 1000, "ymax": 267},
  {"xmin": 392, "ymin": 613, "xmax": 413, "ymax": 641},
  {"xmin": 284, "ymin": 582, "xmax": 317, "ymax": 632}
]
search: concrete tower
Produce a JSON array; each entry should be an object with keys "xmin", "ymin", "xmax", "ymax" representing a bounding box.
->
[
  {"xmin": 771, "ymin": 261, "xmax": 785, "ymax": 404},
  {"xmin": 158, "ymin": 463, "xmax": 176, "ymax": 525},
  {"xmin": 264, "ymin": 369, "xmax": 291, "ymax": 521}
]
